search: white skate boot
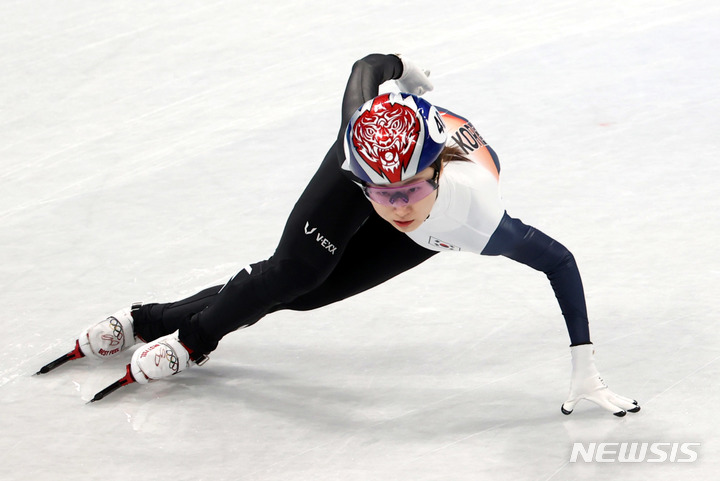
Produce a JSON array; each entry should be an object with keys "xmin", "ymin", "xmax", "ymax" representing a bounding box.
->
[
  {"xmin": 78, "ymin": 305, "xmax": 140, "ymax": 359},
  {"xmin": 130, "ymin": 331, "xmax": 203, "ymax": 384}
]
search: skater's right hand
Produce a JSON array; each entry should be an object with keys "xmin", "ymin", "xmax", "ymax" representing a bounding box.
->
[{"xmin": 394, "ymin": 55, "xmax": 434, "ymax": 96}]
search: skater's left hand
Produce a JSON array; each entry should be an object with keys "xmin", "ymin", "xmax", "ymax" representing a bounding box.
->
[{"xmin": 561, "ymin": 344, "xmax": 640, "ymax": 417}]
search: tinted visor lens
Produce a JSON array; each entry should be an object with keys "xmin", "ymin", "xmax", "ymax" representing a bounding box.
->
[{"xmin": 363, "ymin": 179, "xmax": 439, "ymax": 206}]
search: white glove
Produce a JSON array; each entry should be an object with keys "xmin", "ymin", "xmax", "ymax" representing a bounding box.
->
[
  {"xmin": 394, "ymin": 55, "xmax": 434, "ymax": 96},
  {"xmin": 562, "ymin": 344, "xmax": 640, "ymax": 417}
]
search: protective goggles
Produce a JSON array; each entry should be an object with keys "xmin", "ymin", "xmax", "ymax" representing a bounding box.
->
[{"xmin": 363, "ymin": 172, "xmax": 439, "ymax": 206}]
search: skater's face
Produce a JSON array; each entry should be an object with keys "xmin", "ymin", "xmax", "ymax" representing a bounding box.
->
[{"xmin": 366, "ymin": 165, "xmax": 439, "ymax": 233}]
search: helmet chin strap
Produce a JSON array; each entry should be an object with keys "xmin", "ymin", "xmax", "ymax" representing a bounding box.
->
[
  {"xmin": 428, "ymin": 163, "xmax": 442, "ymax": 217},
  {"xmin": 432, "ymin": 164, "xmax": 442, "ymax": 183}
]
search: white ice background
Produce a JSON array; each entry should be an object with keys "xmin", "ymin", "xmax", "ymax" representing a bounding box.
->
[{"xmin": 1, "ymin": 1, "xmax": 719, "ymax": 480}]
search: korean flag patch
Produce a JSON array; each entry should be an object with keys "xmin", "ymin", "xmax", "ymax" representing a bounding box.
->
[{"xmin": 429, "ymin": 236, "xmax": 461, "ymax": 251}]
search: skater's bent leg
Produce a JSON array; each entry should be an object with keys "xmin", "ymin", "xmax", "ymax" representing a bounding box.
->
[
  {"xmin": 177, "ymin": 143, "xmax": 374, "ymax": 354},
  {"xmin": 133, "ymin": 285, "xmax": 223, "ymax": 342},
  {"xmin": 177, "ymin": 256, "xmax": 328, "ymax": 353}
]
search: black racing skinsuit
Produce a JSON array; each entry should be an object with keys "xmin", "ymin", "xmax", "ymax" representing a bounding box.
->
[{"xmin": 133, "ymin": 54, "xmax": 590, "ymax": 356}]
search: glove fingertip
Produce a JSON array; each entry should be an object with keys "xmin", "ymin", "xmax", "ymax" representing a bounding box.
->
[
  {"xmin": 561, "ymin": 404, "xmax": 573, "ymax": 415},
  {"xmin": 628, "ymin": 405, "xmax": 641, "ymax": 413},
  {"xmin": 613, "ymin": 410, "xmax": 627, "ymax": 417}
]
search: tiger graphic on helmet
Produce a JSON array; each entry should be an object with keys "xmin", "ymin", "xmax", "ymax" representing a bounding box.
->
[
  {"xmin": 351, "ymin": 93, "xmax": 421, "ymax": 183},
  {"xmin": 344, "ymin": 92, "xmax": 447, "ymax": 185}
]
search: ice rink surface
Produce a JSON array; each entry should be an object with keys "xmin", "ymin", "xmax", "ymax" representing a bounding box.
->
[{"xmin": 1, "ymin": 1, "xmax": 719, "ymax": 480}]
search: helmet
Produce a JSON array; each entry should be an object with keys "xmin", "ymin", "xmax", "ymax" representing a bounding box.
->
[{"xmin": 343, "ymin": 92, "xmax": 447, "ymax": 185}]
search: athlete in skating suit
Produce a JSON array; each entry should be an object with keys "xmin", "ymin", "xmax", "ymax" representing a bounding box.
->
[{"xmin": 62, "ymin": 54, "xmax": 639, "ymax": 416}]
